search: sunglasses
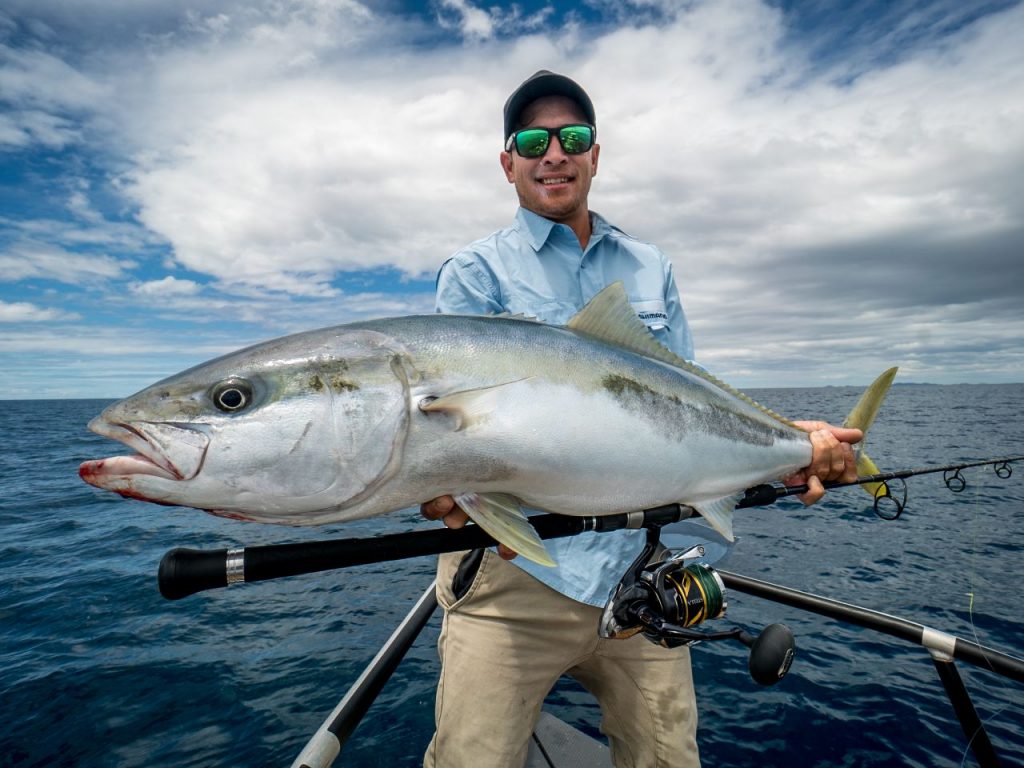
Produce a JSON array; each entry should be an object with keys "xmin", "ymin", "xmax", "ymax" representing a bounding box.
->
[{"xmin": 505, "ymin": 124, "xmax": 596, "ymax": 158}]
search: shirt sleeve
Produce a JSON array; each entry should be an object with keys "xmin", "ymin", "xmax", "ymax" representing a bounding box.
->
[
  {"xmin": 435, "ymin": 254, "xmax": 504, "ymax": 315},
  {"xmin": 662, "ymin": 259, "xmax": 696, "ymax": 362}
]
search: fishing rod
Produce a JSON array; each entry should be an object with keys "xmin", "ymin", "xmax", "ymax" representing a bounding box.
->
[
  {"xmin": 158, "ymin": 454, "xmax": 1024, "ymax": 601},
  {"xmin": 742, "ymin": 454, "xmax": 1024, "ymax": 520}
]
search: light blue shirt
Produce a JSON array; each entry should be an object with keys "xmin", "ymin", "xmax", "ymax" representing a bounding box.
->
[{"xmin": 435, "ymin": 207, "xmax": 697, "ymax": 607}]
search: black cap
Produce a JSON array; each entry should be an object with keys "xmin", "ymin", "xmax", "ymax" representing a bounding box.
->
[{"xmin": 503, "ymin": 70, "xmax": 596, "ymax": 143}]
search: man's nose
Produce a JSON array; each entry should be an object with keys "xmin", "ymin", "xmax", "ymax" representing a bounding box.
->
[{"xmin": 541, "ymin": 136, "xmax": 569, "ymax": 162}]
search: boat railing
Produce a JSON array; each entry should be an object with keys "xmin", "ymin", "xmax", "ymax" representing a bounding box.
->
[{"xmin": 289, "ymin": 569, "xmax": 1022, "ymax": 768}]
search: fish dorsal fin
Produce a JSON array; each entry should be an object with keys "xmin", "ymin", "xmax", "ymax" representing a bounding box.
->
[
  {"xmin": 568, "ymin": 282, "xmax": 680, "ymax": 365},
  {"xmin": 568, "ymin": 282, "xmax": 796, "ymax": 428}
]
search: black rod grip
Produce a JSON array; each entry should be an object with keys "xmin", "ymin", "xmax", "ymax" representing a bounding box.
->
[
  {"xmin": 159, "ymin": 547, "xmax": 230, "ymax": 600},
  {"xmin": 158, "ymin": 515, "xmax": 588, "ymax": 600}
]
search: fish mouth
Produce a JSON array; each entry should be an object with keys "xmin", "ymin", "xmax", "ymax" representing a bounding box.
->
[{"xmin": 79, "ymin": 418, "xmax": 210, "ymax": 488}]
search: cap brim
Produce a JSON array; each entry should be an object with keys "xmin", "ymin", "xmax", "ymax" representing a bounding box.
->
[{"xmin": 504, "ymin": 71, "xmax": 595, "ymax": 142}]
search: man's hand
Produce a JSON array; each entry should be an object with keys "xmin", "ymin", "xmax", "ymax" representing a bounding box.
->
[
  {"xmin": 420, "ymin": 495, "xmax": 519, "ymax": 560},
  {"xmin": 783, "ymin": 421, "xmax": 864, "ymax": 505}
]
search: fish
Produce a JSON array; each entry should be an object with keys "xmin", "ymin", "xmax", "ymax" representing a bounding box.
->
[{"xmin": 80, "ymin": 282, "xmax": 895, "ymax": 566}]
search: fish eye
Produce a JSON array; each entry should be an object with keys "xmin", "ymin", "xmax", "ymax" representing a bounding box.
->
[{"xmin": 211, "ymin": 379, "xmax": 253, "ymax": 413}]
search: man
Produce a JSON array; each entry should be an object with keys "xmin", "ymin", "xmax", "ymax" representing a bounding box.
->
[{"xmin": 422, "ymin": 71, "xmax": 860, "ymax": 768}]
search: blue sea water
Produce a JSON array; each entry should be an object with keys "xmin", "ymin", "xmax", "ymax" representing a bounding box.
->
[{"xmin": 1, "ymin": 385, "xmax": 1022, "ymax": 767}]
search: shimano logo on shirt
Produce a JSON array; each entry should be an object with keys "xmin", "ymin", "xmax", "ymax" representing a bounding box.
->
[{"xmin": 631, "ymin": 300, "xmax": 670, "ymax": 330}]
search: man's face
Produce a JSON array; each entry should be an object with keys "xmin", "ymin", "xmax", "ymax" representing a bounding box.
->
[{"xmin": 500, "ymin": 95, "xmax": 600, "ymax": 224}]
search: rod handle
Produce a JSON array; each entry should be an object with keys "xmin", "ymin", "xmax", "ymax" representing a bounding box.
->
[{"xmin": 159, "ymin": 547, "xmax": 230, "ymax": 600}]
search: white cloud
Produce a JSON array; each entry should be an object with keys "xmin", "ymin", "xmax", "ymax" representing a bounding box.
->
[
  {"xmin": 0, "ymin": 109, "xmax": 80, "ymax": 149},
  {"xmin": 117, "ymin": 70, "xmax": 508, "ymax": 292},
  {"xmin": 0, "ymin": 44, "xmax": 106, "ymax": 110},
  {"xmin": 0, "ymin": 42, "xmax": 108, "ymax": 151},
  {"xmin": 0, "ymin": 242, "xmax": 136, "ymax": 284},
  {"xmin": 131, "ymin": 276, "xmax": 201, "ymax": 296},
  {"xmin": 0, "ymin": 299, "xmax": 79, "ymax": 322},
  {"xmin": 436, "ymin": 0, "xmax": 495, "ymax": 40},
  {"xmin": 433, "ymin": 0, "xmax": 555, "ymax": 41}
]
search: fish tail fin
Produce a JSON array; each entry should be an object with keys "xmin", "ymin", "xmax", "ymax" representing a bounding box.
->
[
  {"xmin": 842, "ymin": 367, "xmax": 898, "ymax": 500},
  {"xmin": 855, "ymin": 452, "xmax": 890, "ymax": 501}
]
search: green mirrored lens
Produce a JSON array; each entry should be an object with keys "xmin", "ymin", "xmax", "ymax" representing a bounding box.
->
[
  {"xmin": 512, "ymin": 125, "xmax": 593, "ymax": 157},
  {"xmin": 558, "ymin": 126, "xmax": 593, "ymax": 154},
  {"xmin": 516, "ymin": 129, "xmax": 551, "ymax": 157}
]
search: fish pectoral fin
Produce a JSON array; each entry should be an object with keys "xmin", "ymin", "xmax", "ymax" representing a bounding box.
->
[
  {"xmin": 421, "ymin": 379, "xmax": 533, "ymax": 431},
  {"xmin": 691, "ymin": 493, "xmax": 743, "ymax": 542},
  {"xmin": 453, "ymin": 492, "xmax": 556, "ymax": 567}
]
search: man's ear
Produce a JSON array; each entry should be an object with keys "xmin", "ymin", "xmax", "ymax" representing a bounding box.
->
[
  {"xmin": 590, "ymin": 143, "xmax": 600, "ymax": 177},
  {"xmin": 500, "ymin": 151, "xmax": 515, "ymax": 183}
]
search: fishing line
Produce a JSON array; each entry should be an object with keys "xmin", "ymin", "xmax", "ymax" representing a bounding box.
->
[
  {"xmin": 965, "ymin": 480, "xmax": 983, "ymax": 666},
  {"xmin": 956, "ymin": 463, "xmax": 1019, "ymax": 676},
  {"xmin": 955, "ymin": 465, "xmax": 1019, "ymax": 768},
  {"xmin": 957, "ymin": 700, "xmax": 1016, "ymax": 768}
]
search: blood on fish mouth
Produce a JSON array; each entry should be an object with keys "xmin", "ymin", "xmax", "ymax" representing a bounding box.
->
[{"xmin": 80, "ymin": 418, "xmax": 211, "ymax": 487}]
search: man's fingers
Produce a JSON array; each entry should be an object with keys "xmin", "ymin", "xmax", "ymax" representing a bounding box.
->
[
  {"xmin": 839, "ymin": 441, "xmax": 858, "ymax": 483},
  {"xmin": 792, "ymin": 420, "xmax": 862, "ymax": 440},
  {"xmin": 420, "ymin": 496, "xmax": 454, "ymax": 519},
  {"xmin": 497, "ymin": 544, "xmax": 519, "ymax": 560},
  {"xmin": 831, "ymin": 427, "xmax": 864, "ymax": 444},
  {"xmin": 807, "ymin": 429, "xmax": 840, "ymax": 480},
  {"xmin": 805, "ymin": 427, "xmax": 863, "ymax": 483},
  {"xmin": 420, "ymin": 496, "xmax": 469, "ymax": 529},
  {"xmin": 797, "ymin": 475, "xmax": 825, "ymax": 505},
  {"xmin": 440, "ymin": 508, "xmax": 470, "ymax": 529},
  {"xmin": 784, "ymin": 421, "xmax": 864, "ymax": 506}
]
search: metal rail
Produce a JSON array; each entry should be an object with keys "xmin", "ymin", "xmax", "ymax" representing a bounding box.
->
[
  {"xmin": 290, "ymin": 584, "xmax": 439, "ymax": 768},
  {"xmin": 290, "ymin": 572, "xmax": 1022, "ymax": 767}
]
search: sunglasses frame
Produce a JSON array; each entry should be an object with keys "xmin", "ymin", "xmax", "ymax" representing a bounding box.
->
[{"xmin": 505, "ymin": 124, "xmax": 597, "ymax": 158}]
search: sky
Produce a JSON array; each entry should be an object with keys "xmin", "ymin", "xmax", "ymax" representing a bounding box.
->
[{"xmin": 1, "ymin": 0, "xmax": 1022, "ymax": 399}]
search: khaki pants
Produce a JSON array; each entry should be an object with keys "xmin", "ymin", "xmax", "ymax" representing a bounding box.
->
[{"xmin": 424, "ymin": 550, "xmax": 701, "ymax": 768}]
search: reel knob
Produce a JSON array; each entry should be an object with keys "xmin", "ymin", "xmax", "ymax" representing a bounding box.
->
[{"xmin": 739, "ymin": 623, "xmax": 795, "ymax": 686}]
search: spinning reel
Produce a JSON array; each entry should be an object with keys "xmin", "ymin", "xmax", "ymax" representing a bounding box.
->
[{"xmin": 599, "ymin": 523, "xmax": 796, "ymax": 686}]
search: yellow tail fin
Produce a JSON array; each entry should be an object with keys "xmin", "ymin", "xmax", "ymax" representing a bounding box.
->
[{"xmin": 842, "ymin": 367, "xmax": 898, "ymax": 499}]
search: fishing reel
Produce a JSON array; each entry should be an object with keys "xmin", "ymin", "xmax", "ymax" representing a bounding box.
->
[{"xmin": 599, "ymin": 525, "xmax": 795, "ymax": 686}]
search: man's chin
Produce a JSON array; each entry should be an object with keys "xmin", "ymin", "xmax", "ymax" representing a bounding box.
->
[{"xmin": 526, "ymin": 196, "xmax": 583, "ymax": 222}]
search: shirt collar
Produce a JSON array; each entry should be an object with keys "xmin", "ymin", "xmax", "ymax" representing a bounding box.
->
[{"xmin": 514, "ymin": 207, "xmax": 613, "ymax": 252}]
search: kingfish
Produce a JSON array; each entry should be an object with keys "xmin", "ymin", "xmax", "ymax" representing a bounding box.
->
[{"xmin": 80, "ymin": 283, "xmax": 895, "ymax": 566}]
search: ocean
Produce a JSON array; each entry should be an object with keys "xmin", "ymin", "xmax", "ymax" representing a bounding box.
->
[{"xmin": 1, "ymin": 384, "xmax": 1022, "ymax": 767}]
